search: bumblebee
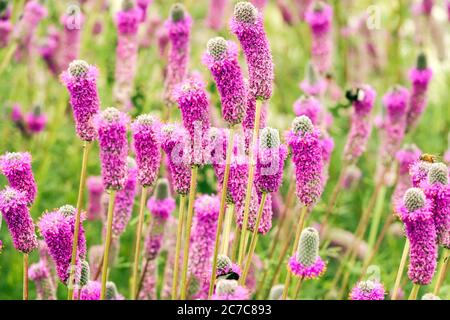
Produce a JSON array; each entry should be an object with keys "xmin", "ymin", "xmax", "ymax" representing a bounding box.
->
[{"xmin": 419, "ymin": 153, "xmax": 438, "ymax": 163}]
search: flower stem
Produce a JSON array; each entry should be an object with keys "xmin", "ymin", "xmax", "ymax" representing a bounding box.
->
[
  {"xmin": 282, "ymin": 206, "xmax": 308, "ymax": 300},
  {"xmin": 180, "ymin": 166, "xmax": 198, "ymax": 299},
  {"xmin": 293, "ymin": 277, "xmax": 304, "ymax": 299},
  {"xmin": 367, "ymin": 185, "xmax": 387, "ymax": 250},
  {"xmin": 408, "ymin": 283, "xmax": 420, "ymax": 300},
  {"xmin": 221, "ymin": 204, "xmax": 235, "ymax": 256},
  {"xmin": 433, "ymin": 248, "xmax": 449, "ymax": 296},
  {"xmin": 67, "ymin": 140, "xmax": 90, "ymax": 300},
  {"xmin": 238, "ymin": 100, "xmax": 262, "ymax": 267},
  {"xmin": 171, "ymin": 194, "xmax": 186, "ymax": 300},
  {"xmin": 23, "ymin": 253, "xmax": 28, "ymax": 300},
  {"xmin": 208, "ymin": 127, "xmax": 235, "ymax": 299},
  {"xmin": 391, "ymin": 240, "xmax": 410, "ymax": 300},
  {"xmin": 130, "ymin": 186, "xmax": 148, "ymax": 299},
  {"xmin": 240, "ymin": 193, "xmax": 268, "ymax": 285},
  {"xmin": 100, "ymin": 190, "xmax": 117, "ymax": 300}
]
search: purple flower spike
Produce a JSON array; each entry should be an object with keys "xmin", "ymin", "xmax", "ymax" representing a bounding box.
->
[
  {"xmin": 406, "ymin": 53, "xmax": 433, "ymax": 132},
  {"xmin": 86, "ymin": 176, "xmax": 104, "ymax": 220},
  {"xmin": 189, "ymin": 194, "xmax": 220, "ymax": 299},
  {"xmin": 60, "ymin": 10, "xmax": 84, "ymax": 71},
  {"xmin": 61, "ymin": 60, "xmax": 101, "ymax": 141},
  {"xmin": 293, "ymin": 95, "xmax": 322, "ymax": 126},
  {"xmin": 175, "ymin": 77, "xmax": 210, "ymax": 166},
  {"xmin": 255, "ymin": 127, "xmax": 288, "ymax": 194},
  {"xmin": 0, "ymin": 152, "xmax": 37, "ymax": 205},
  {"xmin": 203, "ymin": 37, "xmax": 247, "ymax": 126},
  {"xmin": 230, "ymin": 1, "xmax": 274, "ymax": 100},
  {"xmin": 300, "ymin": 61, "xmax": 326, "ymax": 97},
  {"xmin": 39, "ymin": 206, "xmax": 86, "ymax": 284},
  {"xmin": 131, "ymin": 114, "xmax": 161, "ymax": 187},
  {"xmin": 424, "ymin": 163, "xmax": 450, "ymax": 248},
  {"xmin": 160, "ymin": 124, "xmax": 191, "ymax": 195},
  {"xmin": 25, "ymin": 105, "xmax": 47, "ymax": 133},
  {"xmin": 349, "ymin": 280, "xmax": 385, "ymax": 300},
  {"xmin": 110, "ymin": 158, "xmax": 138, "ymax": 238},
  {"xmin": 286, "ymin": 116, "xmax": 324, "ymax": 207},
  {"xmin": 305, "ymin": 1, "xmax": 333, "ymax": 74},
  {"xmin": 163, "ymin": 4, "xmax": 192, "ymax": 105},
  {"xmin": 212, "ymin": 279, "xmax": 249, "ymax": 300},
  {"xmin": 29, "ymin": 261, "xmax": 56, "ymax": 300},
  {"xmin": 0, "ymin": 18, "xmax": 12, "ymax": 48},
  {"xmin": 343, "ymin": 85, "xmax": 376, "ymax": 163},
  {"xmin": 0, "ymin": 187, "xmax": 38, "ymax": 254},
  {"xmin": 398, "ymin": 188, "xmax": 437, "ymax": 285},
  {"xmin": 206, "ymin": 0, "xmax": 228, "ymax": 30},
  {"xmin": 76, "ymin": 281, "xmax": 101, "ymax": 300},
  {"xmin": 379, "ymin": 85, "xmax": 409, "ymax": 162},
  {"xmin": 114, "ymin": 2, "xmax": 141, "ymax": 110},
  {"xmin": 94, "ymin": 107, "xmax": 130, "ymax": 191}
]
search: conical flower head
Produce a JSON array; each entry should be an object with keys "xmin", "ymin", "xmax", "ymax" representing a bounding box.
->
[
  {"xmin": 94, "ymin": 107, "xmax": 129, "ymax": 190},
  {"xmin": 79, "ymin": 260, "xmax": 90, "ymax": 287},
  {"xmin": 105, "ymin": 281, "xmax": 118, "ymax": 300},
  {"xmin": 292, "ymin": 115, "xmax": 313, "ymax": 135},
  {"xmin": 68, "ymin": 60, "xmax": 89, "ymax": 78},
  {"xmin": 234, "ymin": 2, "xmax": 257, "ymax": 23},
  {"xmin": 0, "ymin": 187, "xmax": 38, "ymax": 253},
  {"xmin": 428, "ymin": 162, "xmax": 448, "ymax": 185},
  {"xmin": 207, "ymin": 37, "xmax": 228, "ymax": 60},
  {"xmin": 155, "ymin": 178, "xmax": 170, "ymax": 200},
  {"xmin": 296, "ymin": 227, "xmax": 320, "ymax": 267},
  {"xmin": 170, "ymin": 3, "xmax": 185, "ymax": 22},
  {"xmin": 268, "ymin": 284, "xmax": 284, "ymax": 300},
  {"xmin": 260, "ymin": 127, "xmax": 280, "ymax": 149},
  {"xmin": 217, "ymin": 254, "xmax": 233, "ymax": 275},
  {"xmin": 404, "ymin": 188, "xmax": 426, "ymax": 212},
  {"xmin": 0, "ymin": 152, "xmax": 37, "ymax": 205},
  {"xmin": 131, "ymin": 114, "xmax": 161, "ymax": 187}
]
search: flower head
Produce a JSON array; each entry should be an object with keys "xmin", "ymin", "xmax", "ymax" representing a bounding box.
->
[
  {"xmin": 61, "ymin": 60, "xmax": 100, "ymax": 141},
  {"xmin": 349, "ymin": 280, "xmax": 385, "ymax": 300},
  {"xmin": 0, "ymin": 152, "xmax": 37, "ymax": 205},
  {"xmin": 147, "ymin": 178, "xmax": 176, "ymax": 219},
  {"xmin": 0, "ymin": 187, "xmax": 38, "ymax": 253},
  {"xmin": 94, "ymin": 107, "xmax": 130, "ymax": 190},
  {"xmin": 212, "ymin": 279, "xmax": 249, "ymax": 300}
]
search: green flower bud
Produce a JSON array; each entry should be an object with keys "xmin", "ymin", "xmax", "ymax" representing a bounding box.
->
[
  {"xmin": 296, "ymin": 227, "xmax": 320, "ymax": 267},
  {"xmin": 403, "ymin": 188, "xmax": 426, "ymax": 212}
]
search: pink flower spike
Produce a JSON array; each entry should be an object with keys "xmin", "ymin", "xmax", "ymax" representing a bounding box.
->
[{"xmin": 349, "ymin": 280, "xmax": 385, "ymax": 300}]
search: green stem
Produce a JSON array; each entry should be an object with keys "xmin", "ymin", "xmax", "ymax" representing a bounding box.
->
[
  {"xmin": 100, "ymin": 190, "xmax": 117, "ymax": 300},
  {"xmin": 180, "ymin": 166, "xmax": 198, "ymax": 299},
  {"xmin": 391, "ymin": 240, "xmax": 410, "ymax": 300},
  {"xmin": 433, "ymin": 248, "xmax": 449, "ymax": 296},
  {"xmin": 408, "ymin": 284, "xmax": 420, "ymax": 300},
  {"xmin": 171, "ymin": 194, "xmax": 186, "ymax": 300},
  {"xmin": 23, "ymin": 253, "xmax": 28, "ymax": 300},
  {"xmin": 67, "ymin": 141, "xmax": 90, "ymax": 300},
  {"xmin": 367, "ymin": 186, "xmax": 387, "ymax": 250}
]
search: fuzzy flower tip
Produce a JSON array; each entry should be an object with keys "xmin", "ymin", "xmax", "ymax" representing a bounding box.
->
[
  {"xmin": 288, "ymin": 227, "xmax": 326, "ymax": 279},
  {"xmin": 230, "ymin": 2, "xmax": 274, "ymax": 100},
  {"xmin": 61, "ymin": 60, "xmax": 101, "ymax": 141},
  {"xmin": 110, "ymin": 158, "xmax": 138, "ymax": 238},
  {"xmin": 349, "ymin": 280, "xmax": 385, "ymax": 300},
  {"xmin": 189, "ymin": 194, "xmax": 220, "ymax": 299},
  {"xmin": 407, "ymin": 53, "xmax": 433, "ymax": 131},
  {"xmin": 39, "ymin": 207, "xmax": 86, "ymax": 284},
  {"xmin": 147, "ymin": 179, "xmax": 176, "ymax": 219},
  {"xmin": 175, "ymin": 77, "xmax": 211, "ymax": 165},
  {"xmin": 94, "ymin": 108, "xmax": 130, "ymax": 190},
  {"xmin": 255, "ymin": 127, "xmax": 287, "ymax": 194},
  {"xmin": 163, "ymin": 4, "xmax": 192, "ymax": 105},
  {"xmin": 203, "ymin": 38, "xmax": 247, "ymax": 126},
  {"xmin": 398, "ymin": 188, "xmax": 437, "ymax": 285},
  {"xmin": 131, "ymin": 114, "xmax": 161, "ymax": 187},
  {"xmin": 212, "ymin": 279, "xmax": 249, "ymax": 300},
  {"xmin": 343, "ymin": 85, "xmax": 376, "ymax": 163},
  {"xmin": 0, "ymin": 152, "xmax": 37, "ymax": 205},
  {"xmin": 286, "ymin": 116, "xmax": 324, "ymax": 207},
  {"xmin": 0, "ymin": 187, "xmax": 38, "ymax": 253},
  {"xmin": 160, "ymin": 124, "xmax": 191, "ymax": 195}
]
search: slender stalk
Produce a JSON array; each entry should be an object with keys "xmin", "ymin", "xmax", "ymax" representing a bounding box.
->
[
  {"xmin": 360, "ymin": 212, "xmax": 395, "ymax": 280},
  {"xmin": 180, "ymin": 166, "xmax": 198, "ymax": 299},
  {"xmin": 238, "ymin": 100, "xmax": 262, "ymax": 267},
  {"xmin": 208, "ymin": 127, "xmax": 235, "ymax": 299},
  {"xmin": 408, "ymin": 284, "xmax": 420, "ymax": 300},
  {"xmin": 282, "ymin": 206, "xmax": 308, "ymax": 300},
  {"xmin": 100, "ymin": 190, "xmax": 117, "ymax": 300},
  {"xmin": 433, "ymin": 248, "xmax": 449, "ymax": 296},
  {"xmin": 171, "ymin": 194, "xmax": 186, "ymax": 300},
  {"xmin": 221, "ymin": 204, "xmax": 235, "ymax": 255},
  {"xmin": 23, "ymin": 253, "xmax": 28, "ymax": 300},
  {"xmin": 367, "ymin": 186, "xmax": 387, "ymax": 250},
  {"xmin": 241, "ymin": 193, "xmax": 268, "ymax": 285},
  {"xmin": 391, "ymin": 240, "xmax": 410, "ymax": 300},
  {"xmin": 136, "ymin": 258, "xmax": 151, "ymax": 299},
  {"xmin": 0, "ymin": 42, "xmax": 18, "ymax": 76},
  {"xmin": 231, "ymin": 224, "xmax": 241, "ymax": 261},
  {"xmin": 293, "ymin": 277, "xmax": 304, "ymax": 299},
  {"xmin": 67, "ymin": 141, "xmax": 90, "ymax": 300},
  {"xmin": 130, "ymin": 186, "xmax": 148, "ymax": 299}
]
